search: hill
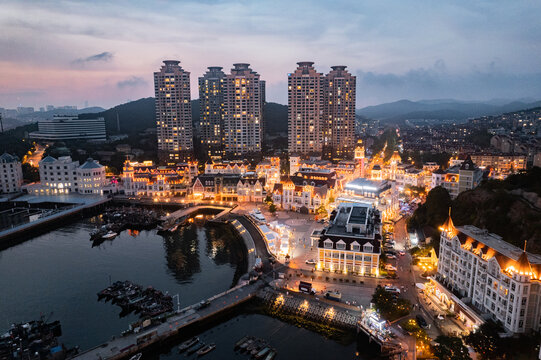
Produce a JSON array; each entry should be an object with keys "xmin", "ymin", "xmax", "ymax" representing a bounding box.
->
[
  {"xmin": 263, "ymin": 102, "xmax": 288, "ymax": 134},
  {"xmin": 79, "ymin": 98, "xmax": 155, "ymax": 134},
  {"xmin": 357, "ymin": 98, "xmax": 541, "ymax": 123},
  {"xmin": 78, "ymin": 98, "xmax": 287, "ymax": 135},
  {"xmin": 408, "ymin": 168, "xmax": 541, "ymax": 254}
]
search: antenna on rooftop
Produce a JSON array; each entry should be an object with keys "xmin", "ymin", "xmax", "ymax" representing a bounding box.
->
[{"xmin": 524, "ymin": 240, "xmax": 527, "ymax": 252}]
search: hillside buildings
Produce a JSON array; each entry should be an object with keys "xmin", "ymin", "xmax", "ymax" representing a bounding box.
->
[
  {"xmin": 317, "ymin": 203, "xmax": 382, "ymax": 275},
  {"xmin": 199, "ymin": 66, "xmax": 226, "ymax": 159},
  {"xmin": 34, "ymin": 156, "xmax": 108, "ymax": 195},
  {"xmin": 29, "ymin": 115, "xmax": 106, "ymax": 141},
  {"xmin": 154, "ymin": 60, "xmax": 193, "ymax": 163},
  {"xmin": 0, "ymin": 153, "xmax": 23, "ymax": 193},
  {"xmin": 288, "ymin": 62, "xmax": 323, "ymax": 155},
  {"xmin": 223, "ymin": 63, "xmax": 265, "ymax": 157},
  {"xmin": 431, "ymin": 215, "xmax": 541, "ymax": 334},
  {"xmin": 430, "ymin": 156, "xmax": 484, "ymax": 198}
]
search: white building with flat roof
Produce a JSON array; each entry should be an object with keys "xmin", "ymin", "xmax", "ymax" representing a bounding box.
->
[
  {"xmin": 30, "ymin": 115, "xmax": 106, "ymax": 141},
  {"xmin": 0, "ymin": 153, "xmax": 23, "ymax": 193}
]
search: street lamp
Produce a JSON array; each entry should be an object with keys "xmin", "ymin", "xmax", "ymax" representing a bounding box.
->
[{"xmin": 172, "ymin": 294, "xmax": 180, "ymax": 313}]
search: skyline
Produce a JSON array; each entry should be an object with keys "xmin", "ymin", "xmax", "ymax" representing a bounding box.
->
[{"xmin": 1, "ymin": 0, "xmax": 541, "ymax": 109}]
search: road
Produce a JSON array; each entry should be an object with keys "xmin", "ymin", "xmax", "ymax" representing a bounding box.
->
[{"xmin": 23, "ymin": 143, "xmax": 46, "ymax": 167}]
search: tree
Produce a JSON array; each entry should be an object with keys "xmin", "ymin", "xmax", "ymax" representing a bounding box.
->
[
  {"xmin": 371, "ymin": 286, "xmax": 412, "ymax": 321},
  {"xmin": 264, "ymin": 194, "xmax": 273, "ymax": 205},
  {"xmin": 433, "ymin": 335, "xmax": 471, "ymax": 360},
  {"xmin": 21, "ymin": 163, "xmax": 39, "ymax": 182},
  {"xmin": 316, "ymin": 205, "xmax": 327, "ymax": 217},
  {"xmin": 465, "ymin": 321, "xmax": 503, "ymax": 360},
  {"xmin": 269, "ymin": 204, "xmax": 277, "ymax": 214}
]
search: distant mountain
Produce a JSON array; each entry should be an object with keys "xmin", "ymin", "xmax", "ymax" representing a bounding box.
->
[
  {"xmin": 78, "ymin": 98, "xmax": 288, "ymax": 135},
  {"xmin": 264, "ymin": 102, "xmax": 288, "ymax": 134},
  {"xmin": 357, "ymin": 99, "xmax": 541, "ymax": 122},
  {"xmin": 79, "ymin": 97, "xmax": 155, "ymax": 134}
]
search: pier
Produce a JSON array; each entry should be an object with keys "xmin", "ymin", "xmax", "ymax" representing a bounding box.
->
[{"xmin": 73, "ymin": 281, "xmax": 264, "ymax": 360}]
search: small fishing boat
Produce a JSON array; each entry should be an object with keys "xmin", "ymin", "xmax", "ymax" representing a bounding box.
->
[
  {"xmin": 178, "ymin": 337, "xmax": 199, "ymax": 352},
  {"xmin": 247, "ymin": 339, "xmax": 261, "ymax": 353},
  {"xmin": 255, "ymin": 346, "xmax": 271, "ymax": 359},
  {"xmin": 196, "ymin": 343, "xmax": 215, "ymax": 356},
  {"xmin": 129, "ymin": 353, "xmax": 142, "ymax": 360},
  {"xmin": 102, "ymin": 231, "xmax": 118, "ymax": 240},
  {"xmin": 187, "ymin": 342, "xmax": 206, "ymax": 355},
  {"xmin": 251, "ymin": 341, "xmax": 267, "ymax": 356},
  {"xmin": 239, "ymin": 338, "xmax": 254, "ymax": 352},
  {"xmin": 263, "ymin": 349, "xmax": 276, "ymax": 360},
  {"xmin": 234, "ymin": 336, "xmax": 250, "ymax": 349}
]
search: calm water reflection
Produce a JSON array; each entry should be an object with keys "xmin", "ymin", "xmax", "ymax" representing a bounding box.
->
[{"xmin": 0, "ymin": 217, "xmax": 245, "ymax": 351}]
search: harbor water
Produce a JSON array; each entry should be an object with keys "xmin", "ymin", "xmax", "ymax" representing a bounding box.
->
[{"xmin": 0, "ymin": 214, "xmax": 368, "ymax": 359}]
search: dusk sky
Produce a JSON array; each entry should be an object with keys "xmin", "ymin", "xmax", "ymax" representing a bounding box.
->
[{"xmin": 1, "ymin": 0, "xmax": 540, "ymax": 109}]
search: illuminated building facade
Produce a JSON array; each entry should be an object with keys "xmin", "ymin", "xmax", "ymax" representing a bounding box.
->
[
  {"xmin": 0, "ymin": 153, "xmax": 23, "ymax": 193},
  {"xmin": 223, "ymin": 63, "xmax": 264, "ymax": 157},
  {"xmin": 37, "ymin": 156, "xmax": 107, "ymax": 195},
  {"xmin": 432, "ymin": 215, "xmax": 541, "ymax": 334},
  {"xmin": 191, "ymin": 174, "xmax": 265, "ymax": 202},
  {"xmin": 204, "ymin": 161, "xmax": 248, "ymax": 175},
  {"xmin": 122, "ymin": 160, "xmax": 197, "ymax": 197},
  {"xmin": 322, "ymin": 66, "xmax": 356, "ymax": 160},
  {"xmin": 255, "ymin": 157, "xmax": 281, "ymax": 191},
  {"xmin": 288, "ymin": 62, "xmax": 323, "ymax": 155},
  {"xmin": 341, "ymin": 177, "xmax": 399, "ymax": 222},
  {"xmin": 272, "ymin": 170, "xmax": 336, "ymax": 213},
  {"xmin": 199, "ymin": 66, "xmax": 226, "ymax": 158},
  {"xmin": 429, "ymin": 156, "xmax": 484, "ymax": 198},
  {"xmin": 317, "ymin": 203, "xmax": 381, "ymax": 275},
  {"xmin": 154, "ymin": 60, "xmax": 193, "ymax": 163}
]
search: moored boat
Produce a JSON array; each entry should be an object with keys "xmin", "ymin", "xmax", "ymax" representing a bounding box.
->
[
  {"xmin": 255, "ymin": 346, "xmax": 271, "ymax": 359},
  {"xmin": 263, "ymin": 349, "xmax": 276, "ymax": 360},
  {"xmin": 239, "ymin": 338, "xmax": 254, "ymax": 352},
  {"xmin": 187, "ymin": 342, "xmax": 206, "ymax": 355},
  {"xmin": 129, "ymin": 353, "xmax": 142, "ymax": 360},
  {"xmin": 196, "ymin": 343, "xmax": 215, "ymax": 356},
  {"xmin": 234, "ymin": 336, "xmax": 250, "ymax": 349},
  {"xmin": 178, "ymin": 337, "xmax": 199, "ymax": 352},
  {"xmin": 102, "ymin": 231, "xmax": 118, "ymax": 239}
]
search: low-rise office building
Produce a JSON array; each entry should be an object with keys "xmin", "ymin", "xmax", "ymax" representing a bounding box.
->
[
  {"xmin": 30, "ymin": 115, "xmax": 106, "ymax": 141},
  {"xmin": 317, "ymin": 203, "xmax": 382, "ymax": 275}
]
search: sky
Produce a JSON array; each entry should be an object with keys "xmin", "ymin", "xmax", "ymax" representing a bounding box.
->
[{"xmin": 1, "ymin": 0, "xmax": 540, "ymax": 109}]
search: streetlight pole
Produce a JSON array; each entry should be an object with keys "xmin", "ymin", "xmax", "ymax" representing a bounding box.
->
[{"xmin": 172, "ymin": 294, "xmax": 180, "ymax": 313}]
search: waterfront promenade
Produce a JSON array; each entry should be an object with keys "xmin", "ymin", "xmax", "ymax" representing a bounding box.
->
[{"xmin": 0, "ymin": 194, "xmax": 110, "ymax": 245}]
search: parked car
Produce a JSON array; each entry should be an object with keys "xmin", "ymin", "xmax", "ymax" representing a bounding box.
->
[
  {"xmin": 399, "ymin": 250, "xmax": 406, "ymax": 256},
  {"xmin": 305, "ymin": 259, "xmax": 317, "ymax": 265},
  {"xmin": 386, "ymin": 254, "xmax": 396, "ymax": 259},
  {"xmin": 416, "ymin": 315, "xmax": 428, "ymax": 328}
]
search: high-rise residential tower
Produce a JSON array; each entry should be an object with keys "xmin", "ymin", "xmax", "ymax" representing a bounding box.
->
[
  {"xmin": 322, "ymin": 66, "xmax": 356, "ymax": 160},
  {"xmin": 199, "ymin": 66, "xmax": 226, "ymax": 159},
  {"xmin": 154, "ymin": 60, "xmax": 193, "ymax": 163},
  {"xmin": 223, "ymin": 63, "xmax": 264, "ymax": 158},
  {"xmin": 288, "ymin": 62, "xmax": 323, "ymax": 155}
]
